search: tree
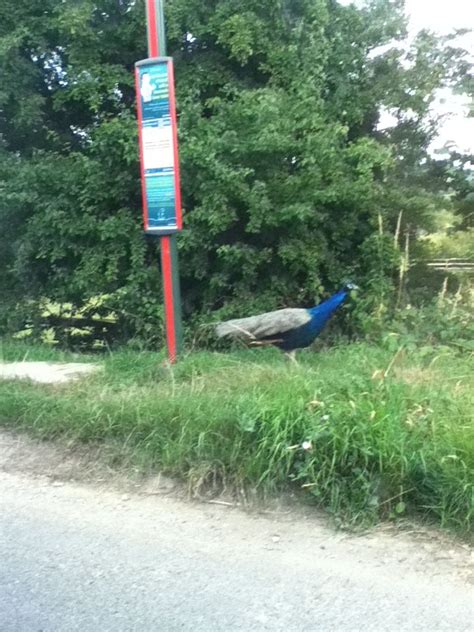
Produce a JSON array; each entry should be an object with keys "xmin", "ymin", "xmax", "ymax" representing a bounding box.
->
[{"xmin": 0, "ymin": 0, "xmax": 471, "ymax": 343}]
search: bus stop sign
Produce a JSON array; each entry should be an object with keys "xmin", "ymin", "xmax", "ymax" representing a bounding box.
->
[{"xmin": 135, "ymin": 57, "xmax": 182, "ymax": 234}]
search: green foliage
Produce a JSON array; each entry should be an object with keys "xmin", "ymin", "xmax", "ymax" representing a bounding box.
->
[
  {"xmin": 0, "ymin": 0, "xmax": 472, "ymax": 343},
  {"xmin": 422, "ymin": 228, "xmax": 474, "ymax": 260},
  {"xmin": 0, "ymin": 341, "xmax": 472, "ymax": 534},
  {"xmin": 387, "ymin": 291, "xmax": 474, "ymax": 351}
]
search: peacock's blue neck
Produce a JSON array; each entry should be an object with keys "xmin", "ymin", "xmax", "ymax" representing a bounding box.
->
[{"xmin": 306, "ymin": 289, "xmax": 348, "ymax": 330}]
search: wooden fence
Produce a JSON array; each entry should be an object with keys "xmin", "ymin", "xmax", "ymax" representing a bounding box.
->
[{"xmin": 424, "ymin": 258, "xmax": 474, "ymax": 273}]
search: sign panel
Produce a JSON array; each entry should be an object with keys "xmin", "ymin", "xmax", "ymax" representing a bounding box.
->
[{"xmin": 135, "ymin": 58, "xmax": 182, "ymax": 233}]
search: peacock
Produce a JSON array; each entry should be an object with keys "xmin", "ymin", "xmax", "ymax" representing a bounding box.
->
[{"xmin": 215, "ymin": 282, "xmax": 358, "ymax": 361}]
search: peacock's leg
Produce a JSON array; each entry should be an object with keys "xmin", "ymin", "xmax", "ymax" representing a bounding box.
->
[{"xmin": 285, "ymin": 350, "xmax": 298, "ymax": 365}]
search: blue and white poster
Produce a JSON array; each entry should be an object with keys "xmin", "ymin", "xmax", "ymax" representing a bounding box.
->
[{"xmin": 136, "ymin": 59, "xmax": 181, "ymax": 232}]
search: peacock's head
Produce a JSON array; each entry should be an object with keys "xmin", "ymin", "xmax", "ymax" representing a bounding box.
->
[{"xmin": 343, "ymin": 281, "xmax": 359, "ymax": 292}]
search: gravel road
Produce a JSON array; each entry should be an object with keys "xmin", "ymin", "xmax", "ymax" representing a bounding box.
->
[{"xmin": 0, "ymin": 434, "xmax": 473, "ymax": 632}]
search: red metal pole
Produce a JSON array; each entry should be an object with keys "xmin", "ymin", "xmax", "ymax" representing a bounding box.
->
[
  {"xmin": 161, "ymin": 236, "xmax": 176, "ymax": 357},
  {"xmin": 145, "ymin": 0, "xmax": 159, "ymax": 56},
  {"xmin": 144, "ymin": 0, "xmax": 182, "ymax": 363}
]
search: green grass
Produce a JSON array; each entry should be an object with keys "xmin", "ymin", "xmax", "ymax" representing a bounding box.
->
[{"xmin": 0, "ymin": 340, "xmax": 473, "ymax": 535}]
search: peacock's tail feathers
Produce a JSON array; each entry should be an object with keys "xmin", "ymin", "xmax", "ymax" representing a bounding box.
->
[{"xmin": 215, "ymin": 308, "xmax": 311, "ymax": 341}]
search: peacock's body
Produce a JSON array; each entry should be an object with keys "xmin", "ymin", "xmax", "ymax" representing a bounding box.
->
[{"xmin": 216, "ymin": 283, "xmax": 358, "ymax": 355}]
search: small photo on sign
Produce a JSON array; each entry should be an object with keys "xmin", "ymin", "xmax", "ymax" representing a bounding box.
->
[{"xmin": 140, "ymin": 73, "xmax": 154, "ymax": 102}]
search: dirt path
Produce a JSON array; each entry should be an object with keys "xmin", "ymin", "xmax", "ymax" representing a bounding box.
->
[
  {"xmin": 0, "ymin": 361, "xmax": 100, "ymax": 384},
  {"xmin": 0, "ymin": 432, "xmax": 473, "ymax": 631}
]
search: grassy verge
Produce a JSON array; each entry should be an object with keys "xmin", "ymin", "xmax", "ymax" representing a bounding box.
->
[{"xmin": 0, "ymin": 340, "xmax": 472, "ymax": 535}]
